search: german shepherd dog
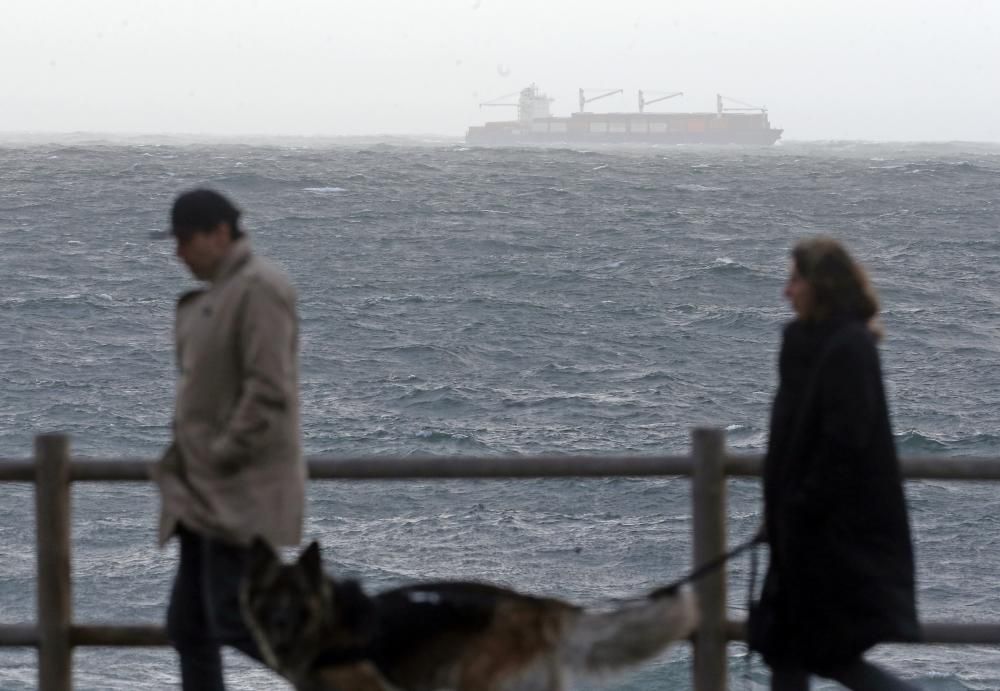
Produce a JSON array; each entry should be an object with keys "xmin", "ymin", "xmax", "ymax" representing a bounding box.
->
[{"xmin": 240, "ymin": 538, "xmax": 698, "ymax": 691}]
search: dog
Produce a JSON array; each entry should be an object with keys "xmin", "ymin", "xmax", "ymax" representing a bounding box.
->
[{"xmin": 240, "ymin": 537, "xmax": 698, "ymax": 691}]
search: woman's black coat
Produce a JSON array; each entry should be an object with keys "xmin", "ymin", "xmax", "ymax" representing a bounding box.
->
[{"xmin": 749, "ymin": 317, "xmax": 919, "ymax": 672}]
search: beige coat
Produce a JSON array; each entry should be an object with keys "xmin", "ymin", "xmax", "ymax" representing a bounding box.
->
[{"xmin": 155, "ymin": 239, "xmax": 305, "ymax": 547}]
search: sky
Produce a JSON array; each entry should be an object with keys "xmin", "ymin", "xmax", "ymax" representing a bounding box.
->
[{"xmin": 1, "ymin": 0, "xmax": 998, "ymax": 142}]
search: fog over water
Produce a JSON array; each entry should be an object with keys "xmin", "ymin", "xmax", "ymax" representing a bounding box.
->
[{"xmin": 1, "ymin": 0, "xmax": 998, "ymax": 141}]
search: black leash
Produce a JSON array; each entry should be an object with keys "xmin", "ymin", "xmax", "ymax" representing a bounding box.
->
[
  {"xmin": 650, "ymin": 532, "xmax": 766, "ymax": 597},
  {"xmin": 650, "ymin": 531, "xmax": 765, "ymax": 688}
]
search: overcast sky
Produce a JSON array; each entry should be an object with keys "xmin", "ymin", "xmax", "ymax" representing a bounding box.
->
[{"xmin": 2, "ymin": 0, "xmax": 998, "ymax": 142}]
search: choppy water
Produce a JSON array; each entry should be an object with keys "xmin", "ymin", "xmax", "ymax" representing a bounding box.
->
[{"xmin": 1, "ymin": 138, "xmax": 1000, "ymax": 690}]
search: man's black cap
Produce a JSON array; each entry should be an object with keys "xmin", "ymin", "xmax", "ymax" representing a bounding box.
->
[{"xmin": 168, "ymin": 188, "xmax": 241, "ymax": 238}]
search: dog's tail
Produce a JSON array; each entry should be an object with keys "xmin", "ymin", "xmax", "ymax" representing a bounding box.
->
[{"xmin": 559, "ymin": 586, "xmax": 698, "ymax": 675}]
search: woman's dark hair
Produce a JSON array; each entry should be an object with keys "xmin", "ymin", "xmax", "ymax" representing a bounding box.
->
[{"xmin": 792, "ymin": 236, "xmax": 882, "ymax": 336}]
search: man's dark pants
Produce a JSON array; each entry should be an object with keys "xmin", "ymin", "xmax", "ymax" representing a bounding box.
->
[{"xmin": 166, "ymin": 525, "xmax": 264, "ymax": 690}]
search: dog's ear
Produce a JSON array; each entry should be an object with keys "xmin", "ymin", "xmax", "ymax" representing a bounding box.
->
[
  {"xmin": 246, "ymin": 535, "xmax": 279, "ymax": 581},
  {"xmin": 297, "ymin": 540, "xmax": 325, "ymax": 589}
]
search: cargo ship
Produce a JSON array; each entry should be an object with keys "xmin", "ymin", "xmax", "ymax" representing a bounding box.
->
[{"xmin": 466, "ymin": 84, "xmax": 782, "ymax": 146}]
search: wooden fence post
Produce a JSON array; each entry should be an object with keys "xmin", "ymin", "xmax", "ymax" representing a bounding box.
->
[
  {"xmin": 36, "ymin": 433, "xmax": 72, "ymax": 691},
  {"xmin": 692, "ymin": 427, "xmax": 727, "ymax": 691}
]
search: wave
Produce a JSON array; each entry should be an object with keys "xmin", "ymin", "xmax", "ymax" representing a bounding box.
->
[
  {"xmin": 513, "ymin": 186, "xmax": 574, "ymax": 197},
  {"xmin": 500, "ymin": 392, "xmax": 642, "ymax": 411},
  {"xmin": 727, "ymin": 430, "xmax": 768, "ymax": 450},
  {"xmin": 628, "ymin": 369, "xmax": 680, "ymax": 384},
  {"xmin": 0, "ymin": 293, "xmax": 119, "ymax": 313},
  {"xmin": 409, "ymin": 162, "xmax": 442, "ymax": 172},
  {"xmin": 712, "ymin": 256, "xmax": 744, "ymax": 269},
  {"xmin": 395, "ymin": 385, "xmax": 478, "ymax": 409},
  {"xmin": 895, "ymin": 429, "xmax": 1000, "ymax": 456},
  {"xmin": 362, "ymin": 294, "xmax": 428, "ymax": 306},
  {"xmin": 783, "ymin": 139, "xmax": 1000, "ymax": 154},
  {"xmin": 303, "ymin": 186, "xmax": 347, "ymax": 194},
  {"xmin": 412, "ymin": 429, "xmax": 491, "ymax": 450},
  {"xmin": 674, "ymin": 183, "xmax": 728, "ymax": 192},
  {"xmin": 867, "ymin": 160, "xmax": 1000, "ymax": 177},
  {"xmin": 345, "ymin": 205, "xmax": 517, "ymax": 220},
  {"xmin": 210, "ymin": 172, "xmax": 307, "ymax": 191},
  {"xmin": 670, "ymin": 259, "xmax": 771, "ymax": 282}
]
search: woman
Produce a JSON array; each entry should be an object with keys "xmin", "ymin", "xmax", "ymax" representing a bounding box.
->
[{"xmin": 749, "ymin": 237, "xmax": 920, "ymax": 690}]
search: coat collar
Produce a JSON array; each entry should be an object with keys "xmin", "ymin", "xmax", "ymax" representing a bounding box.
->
[
  {"xmin": 176, "ymin": 239, "xmax": 253, "ymax": 309},
  {"xmin": 784, "ymin": 313, "xmax": 862, "ymax": 345},
  {"xmin": 210, "ymin": 238, "xmax": 253, "ymax": 284}
]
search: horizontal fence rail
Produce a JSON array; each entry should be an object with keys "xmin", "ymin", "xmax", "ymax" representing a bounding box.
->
[
  {"xmin": 8, "ymin": 454, "xmax": 1000, "ymax": 483},
  {"xmin": 3, "ymin": 430, "xmax": 1000, "ymax": 690}
]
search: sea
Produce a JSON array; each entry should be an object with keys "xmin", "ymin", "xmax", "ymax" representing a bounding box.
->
[{"xmin": 1, "ymin": 137, "xmax": 999, "ymax": 690}]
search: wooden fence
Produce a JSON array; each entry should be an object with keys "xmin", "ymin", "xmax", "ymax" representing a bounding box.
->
[{"xmin": 3, "ymin": 428, "xmax": 1000, "ymax": 690}]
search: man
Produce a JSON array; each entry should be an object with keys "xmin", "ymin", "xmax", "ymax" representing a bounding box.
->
[{"xmin": 154, "ymin": 188, "xmax": 305, "ymax": 690}]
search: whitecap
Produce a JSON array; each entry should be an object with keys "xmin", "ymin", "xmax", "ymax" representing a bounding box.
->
[
  {"xmin": 729, "ymin": 431, "xmax": 767, "ymax": 449},
  {"xmin": 304, "ymin": 187, "xmax": 347, "ymax": 194},
  {"xmin": 675, "ymin": 183, "xmax": 727, "ymax": 192}
]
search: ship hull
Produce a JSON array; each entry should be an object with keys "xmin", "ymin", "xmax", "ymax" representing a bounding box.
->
[
  {"xmin": 466, "ymin": 111, "xmax": 782, "ymax": 147},
  {"xmin": 466, "ymin": 128, "xmax": 783, "ymax": 147}
]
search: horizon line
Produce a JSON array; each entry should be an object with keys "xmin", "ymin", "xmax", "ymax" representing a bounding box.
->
[{"xmin": 1, "ymin": 131, "xmax": 999, "ymax": 147}]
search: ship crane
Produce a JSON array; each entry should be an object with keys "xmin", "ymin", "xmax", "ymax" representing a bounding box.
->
[
  {"xmin": 578, "ymin": 88, "xmax": 623, "ymax": 113},
  {"xmin": 716, "ymin": 94, "xmax": 768, "ymax": 116},
  {"xmin": 638, "ymin": 90, "xmax": 683, "ymax": 113},
  {"xmin": 478, "ymin": 91, "xmax": 521, "ymax": 109}
]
